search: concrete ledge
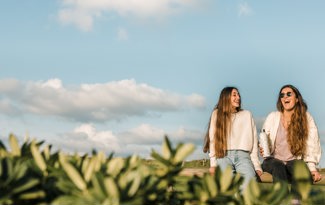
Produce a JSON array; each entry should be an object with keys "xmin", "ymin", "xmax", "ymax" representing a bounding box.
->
[
  {"xmin": 181, "ymin": 168, "xmax": 325, "ymax": 185},
  {"xmin": 259, "ymin": 171, "xmax": 325, "ymax": 185}
]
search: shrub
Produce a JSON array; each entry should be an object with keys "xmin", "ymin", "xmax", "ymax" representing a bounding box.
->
[{"xmin": 0, "ymin": 134, "xmax": 324, "ymax": 205}]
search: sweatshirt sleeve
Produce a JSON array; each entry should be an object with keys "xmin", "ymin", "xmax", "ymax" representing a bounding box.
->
[
  {"xmin": 249, "ymin": 112, "xmax": 262, "ymax": 171},
  {"xmin": 304, "ymin": 113, "xmax": 322, "ymax": 171},
  {"xmin": 209, "ymin": 110, "xmax": 217, "ymax": 167}
]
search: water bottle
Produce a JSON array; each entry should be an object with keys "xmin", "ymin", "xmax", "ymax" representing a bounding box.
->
[{"xmin": 259, "ymin": 129, "xmax": 270, "ymax": 158}]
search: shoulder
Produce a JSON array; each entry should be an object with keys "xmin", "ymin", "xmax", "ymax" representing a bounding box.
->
[
  {"xmin": 211, "ymin": 109, "xmax": 218, "ymax": 118},
  {"xmin": 238, "ymin": 109, "xmax": 253, "ymax": 118},
  {"xmin": 306, "ymin": 111, "xmax": 314, "ymax": 119},
  {"xmin": 306, "ymin": 111, "xmax": 316, "ymax": 123},
  {"xmin": 266, "ymin": 111, "xmax": 280, "ymax": 119}
]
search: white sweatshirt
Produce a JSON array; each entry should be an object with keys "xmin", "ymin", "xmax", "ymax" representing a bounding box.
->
[
  {"xmin": 262, "ymin": 111, "xmax": 322, "ymax": 171},
  {"xmin": 209, "ymin": 109, "xmax": 262, "ymax": 171}
]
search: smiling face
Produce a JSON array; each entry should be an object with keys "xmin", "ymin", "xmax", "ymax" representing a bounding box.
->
[
  {"xmin": 230, "ymin": 89, "xmax": 241, "ymax": 112},
  {"xmin": 280, "ymin": 87, "xmax": 298, "ymax": 112}
]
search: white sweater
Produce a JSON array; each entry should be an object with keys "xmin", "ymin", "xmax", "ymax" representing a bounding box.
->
[
  {"xmin": 209, "ymin": 109, "xmax": 262, "ymax": 171},
  {"xmin": 262, "ymin": 111, "xmax": 322, "ymax": 171}
]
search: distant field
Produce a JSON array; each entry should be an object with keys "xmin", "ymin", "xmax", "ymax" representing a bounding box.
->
[
  {"xmin": 144, "ymin": 158, "xmax": 325, "ymax": 185},
  {"xmin": 143, "ymin": 158, "xmax": 209, "ymax": 168},
  {"xmin": 144, "ymin": 158, "xmax": 324, "ymax": 170}
]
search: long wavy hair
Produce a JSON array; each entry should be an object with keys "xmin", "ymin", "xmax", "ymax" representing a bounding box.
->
[
  {"xmin": 276, "ymin": 84, "xmax": 308, "ymax": 157},
  {"xmin": 203, "ymin": 87, "xmax": 241, "ymax": 157}
]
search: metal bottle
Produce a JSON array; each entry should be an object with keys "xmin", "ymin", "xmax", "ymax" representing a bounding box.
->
[{"xmin": 259, "ymin": 129, "xmax": 270, "ymax": 157}]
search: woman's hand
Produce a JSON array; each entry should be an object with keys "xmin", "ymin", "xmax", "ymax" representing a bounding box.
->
[
  {"xmin": 259, "ymin": 144, "xmax": 264, "ymax": 157},
  {"xmin": 311, "ymin": 171, "xmax": 322, "ymax": 182},
  {"xmin": 256, "ymin": 170, "xmax": 263, "ymax": 177},
  {"xmin": 209, "ymin": 167, "xmax": 216, "ymax": 175}
]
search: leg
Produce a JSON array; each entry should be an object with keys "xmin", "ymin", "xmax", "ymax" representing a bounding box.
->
[
  {"xmin": 262, "ymin": 157, "xmax": 288, "ymax": 182},
  {"xmin": 286, "ymin": 159, "xmax": 312, "ymax": 201},
  {"xmin": 234, "ymin": 151, "xmax": 256, "ymax": 190},
  {"xmin": 286, "ymin": 160, "xmax": 312, "ymax": 183},
  {"xmin": 216, "ymin": 156, "xmax": 234, "ymax": 173}
]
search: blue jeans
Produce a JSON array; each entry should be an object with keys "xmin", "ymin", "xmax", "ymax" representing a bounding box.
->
[{"xmin": 217, "ymin": 150, "xmax": 256, "ymax": 189}]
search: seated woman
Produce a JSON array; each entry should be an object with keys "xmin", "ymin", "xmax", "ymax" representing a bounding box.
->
[
  {"xmin": 261, "ymin": 84, "xmax": 322, "ymax": 183},
  {"xmin": 204, "ymin": 86, "xmax": 262, "ymax": 189}
]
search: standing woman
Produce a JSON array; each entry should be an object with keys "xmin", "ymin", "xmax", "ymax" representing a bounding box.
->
[
  {"xmin": 204, "ymin": 86, "xmax": 262, "ymax": 189},
  {"xmin": 261, "ymin": 84, "xmax": 322, "ymax": 182}
]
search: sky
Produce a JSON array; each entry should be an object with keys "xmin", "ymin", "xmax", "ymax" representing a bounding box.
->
[{"xmin": 1, "ymin": 0, "xmax": 325, "ymax": 168}]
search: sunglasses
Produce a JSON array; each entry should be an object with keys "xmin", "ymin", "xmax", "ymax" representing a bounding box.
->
[{"xmin": 280, "ymin": 92, "xmax": 293, "ymax": 98}]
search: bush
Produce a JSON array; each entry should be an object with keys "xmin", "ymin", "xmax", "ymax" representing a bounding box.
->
[{"xmin": 0, "ymin": 134, "xmax": 324, "ymax": 205}]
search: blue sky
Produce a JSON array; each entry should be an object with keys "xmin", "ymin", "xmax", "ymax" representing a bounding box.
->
[{"xmin": 1, "ymin": 0, "xmax": 325, "ymax": 167}]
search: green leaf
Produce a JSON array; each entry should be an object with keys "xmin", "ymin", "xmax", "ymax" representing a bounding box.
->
[
  {"xmin": 91, "ymin": 173, "xmax": 107, "ymax": 199},
  {"xmin": 9, "ymin": 133, "xmax": 21, "ymax": 156},
  {"xmin": 104, "ymin": 177, "xmax": 119, "ymax": 198},
  {"xmin": 293, "ymin": 160, "xmax": 310, "ymax": 180},
  {"xmin": 43, "ymin": 144, "xmax": 51, "ymax": 160},
  {"xmin": 220, "ymin": 165, "xmax": 233, "ymax": 192},
  {"xmin": 12, "ymin": 179, "xmax": 40, "ymax": 194},
  {"xmin": 84, "ymin": 157, "xmax": 95, "ymax": 182},
  {"xmin": 173, "ymin": 143, "xmax": 195, "ymax": 164},
  {"xmin": 81, "ymin": 156, "xmax": 90, "ymax": 175},
  {"xmin": 107, "ymin": 157, "xmax": 124, "ymax": 176},
  {"xmin": 268, "ymin": 182, "xmax": 288, "ymax": 205},
  {"xmin": 293, "ymin": 160, "xmax": 311, "ymax": 200},
  {"xmin": 59, "ymin": 153, "xmax": 87, "ymax": 191},
  {"xmin": 127, "ymin": 172, "xmax": 142, "ymax": 197},
  {"xmin": 204, "ymin": 174, "xmax": 218, "ymax": 197},
  {"xmin": 31, "ymin": 142, "xmax": 47, "ymax": 174},
  {"xmin": 150, "ymin": 151, "xmax": 171, "ymax": 167},
  {"xmin": 19, "ymin": 190, "xmax": 46, "ymax": 200},
  {"xmin": 244, "ymin": 180, "xmax": 260, "ymax": 205},
  {"xmin": 0, "ymin": 140, "xmax": 7, "ymax": 150},
  {"xmin": 162, "ymin": 136, "xmax": 172, "ymax": 159}
]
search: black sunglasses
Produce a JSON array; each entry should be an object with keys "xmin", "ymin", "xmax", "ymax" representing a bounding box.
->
[{"xmin": 280, "ymin": 92, "xmax": 293, "ymax": 98}]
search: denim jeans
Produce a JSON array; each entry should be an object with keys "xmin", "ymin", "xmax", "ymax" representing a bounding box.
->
[{"xmin": 216, "ymin": 150, "xmax": 256, "ymax": 190}]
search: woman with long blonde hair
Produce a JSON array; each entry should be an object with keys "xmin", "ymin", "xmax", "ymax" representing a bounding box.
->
[
  {"xmin": 204, "ymin": 86, "xmax": 262, "ymax": 189},
  {"xmin": 261, "ymin": 84, "xmax": 322, "ymax": 182}
]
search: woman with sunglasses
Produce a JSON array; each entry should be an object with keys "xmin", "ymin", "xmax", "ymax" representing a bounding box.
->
[
  {"xmin": 203, "ymin": 86, "xmax": 262, "ymax": 189},
  {"xmin": 261, "ymin": 84, "xmax": 322, "ymax": 183}
]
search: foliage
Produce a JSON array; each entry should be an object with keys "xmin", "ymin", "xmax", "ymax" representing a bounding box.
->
[{"xmin": 0, "ymin": 134, "xmax": 324, "ymax": 205}]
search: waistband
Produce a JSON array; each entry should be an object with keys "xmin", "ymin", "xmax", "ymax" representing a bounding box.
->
[{"xmin": 226, "ymin": 150, "xmax": 249, "ymax": 154}]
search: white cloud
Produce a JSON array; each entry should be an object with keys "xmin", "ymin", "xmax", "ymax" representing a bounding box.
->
[
  {"xmin": 41, "ymin": 78, "xmax": 63, "ymax": 89},
  {"xmin": 57, "ymin": 0, "xmax": 208, "ymax": 31},
  {"xmin": 0, "ymin": 78, "xmax": 205, "ymax": 122},
  {"xmin": 73, "ymin": 123, "xmax": 120, "ymax": 150},
  {"xmin": 187, "ymin": 93, "xmax": 206, "ymax": 109},
  {"xmin": 0, "ymin": 78, "xmax": 20, "ymax": 92},
  {"xmin": 238, "ymin": 2, "xmax": 253, "ymax": 17},
  {"xmin": 50, "ymin": 123, "xmax": 203, "ymax": 159}
]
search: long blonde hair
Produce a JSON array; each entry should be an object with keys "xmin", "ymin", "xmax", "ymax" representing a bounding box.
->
[
  {"xmin": 276, "ymin": 84, "xmax": 308, "ymax": 157},
  {"xmin": 203, "ymin": 87, "xmax": 241, "ymax": 157}
]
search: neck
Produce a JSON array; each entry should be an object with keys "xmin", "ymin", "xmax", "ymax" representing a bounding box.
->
[
  {"xmin": 283, "ymin": 109, "xmax": 294, "ymax": 118},
  {"xmin": 231, "ymin": 108, "xmax": 238, "ymax": 113},
  {"xmin": 282, "ymin": 111, "xmax": 293, "ymax": 128}
]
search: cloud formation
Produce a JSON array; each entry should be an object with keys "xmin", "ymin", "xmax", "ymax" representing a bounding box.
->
[
  {"xmin": 57, "ymin": 0, "xmax": 207, "ymax": 31},
  {"xmin": 0, "ymin": 78, "xmax": 205, "ymax": 122},
  {"xmin": 53, "ymin": 123, "xmax": 205, "ymax": 159}
]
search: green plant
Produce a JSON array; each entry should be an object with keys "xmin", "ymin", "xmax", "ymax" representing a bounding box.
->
[
  {"xmin": 1, "ymin": 134, "xmax": 324, "ymax": 205},
  {"xmin": 0, "ymin": 155, "xmax": 45, "ymax": 205}
]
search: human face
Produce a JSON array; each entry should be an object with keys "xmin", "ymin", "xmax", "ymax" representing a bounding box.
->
[
  {"xmin": 230, "ymin": 89, "xmax": 240, "ymax": 111},
  {"xmin": 280, "ymin": 87, "xmax": 298, "ymax": 112}
]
